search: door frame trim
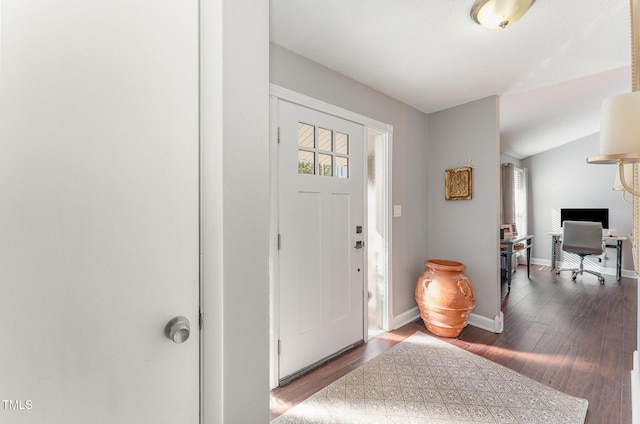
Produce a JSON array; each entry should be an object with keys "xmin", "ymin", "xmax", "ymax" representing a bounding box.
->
[
  {"xmin": 268, "ymin": 84, "xmax": 393, "ymax": 389},
  {"xmin": 365, "ymin": 126, "xmax": 393, "ymax": 337}
]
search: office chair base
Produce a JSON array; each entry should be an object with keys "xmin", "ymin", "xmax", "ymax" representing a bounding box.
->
[
  {"xmin": 555, "ymin": 267, "xmax": 605, "ymax": 284},
  {"xmin": 571, "ymin": 269, "xmax": 605, "ymax": 284}
]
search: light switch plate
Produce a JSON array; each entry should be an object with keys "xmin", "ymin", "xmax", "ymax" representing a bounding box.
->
[{"xmin": 393, "ymin": 205, "xmax": 402, "ymax": 217}]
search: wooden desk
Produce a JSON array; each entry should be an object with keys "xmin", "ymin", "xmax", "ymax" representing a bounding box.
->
[
  {"xmin": 548, "ymin": 232, "xmax": 627, "ymax": 281},
  {"xmin": 500, "ymin": 234, "xmax": 533, "ymax": 292}
]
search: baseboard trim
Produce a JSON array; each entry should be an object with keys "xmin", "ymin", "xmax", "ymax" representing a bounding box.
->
[
  {"xmin": 392, "ymin": 306, "xmax": 420, "ymax": 330},
  {"xmin": 395, "ymin": 307, "xmax": 504, "ymax": 334},
  {"xmin": 530, "ymin": 258, "xmax": 637, "ymax": 279},
  {"xmin": 468, "ymin": 312, "xmax": 504, "ymax": 334},
  {"xmin": 530, "ymin": 258, "xmax": 551, "ymax": 267}
]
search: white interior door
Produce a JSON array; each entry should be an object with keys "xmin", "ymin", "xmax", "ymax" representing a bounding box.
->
[
  {"xmin": 278, "ymin": 100, "xmax": 365, "ymax": 381},
  {"xmin": 0, "ymin": 1, "xmax": 199, "ymax": 423}
]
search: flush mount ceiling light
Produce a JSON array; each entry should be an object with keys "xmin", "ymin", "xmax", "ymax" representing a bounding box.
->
[{"xmin": 470, "ymin": 0, "xmax": 536, "ymax": 29}]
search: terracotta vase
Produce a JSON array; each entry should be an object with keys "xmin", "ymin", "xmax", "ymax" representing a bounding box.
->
[{"xmin": 414, "ymin": 259, "xmax": 475, "ymax": 337}]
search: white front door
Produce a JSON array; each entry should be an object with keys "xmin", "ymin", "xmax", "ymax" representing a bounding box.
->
[
  {"xmin": 0, "ymin": 1, "xmax": 199, "ymax": 423},
  {"xmin": 278, "ymin": 100, "xmax": 365, "ymax": 381}
]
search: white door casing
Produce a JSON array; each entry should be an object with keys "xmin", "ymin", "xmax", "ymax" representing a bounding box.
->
[
  {"xmin": 0, "ymin": 1, "xmax": 199, "ymax": 422},
  {"xmin": 277, "ymin": 100, "xmax": 365, "ymax": 380}
]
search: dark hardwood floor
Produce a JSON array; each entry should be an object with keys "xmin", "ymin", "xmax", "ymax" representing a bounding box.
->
[{"xmin": 270, "ymin": 264, "xmax": 637, "ymax": 423}]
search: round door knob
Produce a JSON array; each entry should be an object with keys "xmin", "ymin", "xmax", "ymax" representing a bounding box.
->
[{"xmin": 165, "ymin": 316, "xmax": 190, "ymax": 344}]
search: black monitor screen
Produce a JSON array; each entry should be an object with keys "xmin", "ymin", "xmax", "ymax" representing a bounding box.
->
[{"xmin": 560, "ymin": 208, "xmax": 609, "ymax": 229}]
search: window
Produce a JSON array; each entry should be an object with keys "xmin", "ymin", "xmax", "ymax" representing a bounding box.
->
[
  {"xmin": 297, "ymin": 122, "xmax": 349, "ymax": 178},
  {"xmin": 501, "ymin": 163, "xmax": 528, "ymax": 235}
]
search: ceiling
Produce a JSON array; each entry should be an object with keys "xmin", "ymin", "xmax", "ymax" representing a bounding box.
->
[{"xmin": 270, "ymin": 0, "xmax": 633, "ymax": 159}]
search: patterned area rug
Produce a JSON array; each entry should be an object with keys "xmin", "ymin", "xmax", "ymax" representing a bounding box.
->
[{"xmin": 272, "ymin": 331, "xmax": 588, "ymax": 424}]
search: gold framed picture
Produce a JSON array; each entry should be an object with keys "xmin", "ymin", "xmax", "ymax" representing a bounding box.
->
[{"xmin": 445, "ymin": 167, "xmax": 473, "ymax": 200}]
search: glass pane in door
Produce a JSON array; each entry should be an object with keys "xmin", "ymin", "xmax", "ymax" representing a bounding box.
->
[{"xmin": 367, "ymin": 129, "xmax": 387, "ymax": 340}]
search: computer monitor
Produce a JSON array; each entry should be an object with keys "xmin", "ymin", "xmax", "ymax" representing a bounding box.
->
[{"xmin": 560, "ymin": 208, "xmax": 609, "ymax": 229}]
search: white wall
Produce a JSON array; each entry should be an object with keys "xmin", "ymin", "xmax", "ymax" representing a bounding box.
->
[
  {"xmin": 522, "ymin": 134, "xmax": 633, "ymax": 272},
  {"xmin": 1, "ymin": 1, "xmax": 271, "ymax": 423},
  {"xmin": 428, "ymin": 97, "xmax": 502, "ymax": 330},
  {"xmin": 270, "ymin": 44, "xmax": 430, "ymax": 320},
  {"xmin": 202, "ymin": 0, "xmax": 270, "ymax": 422}
]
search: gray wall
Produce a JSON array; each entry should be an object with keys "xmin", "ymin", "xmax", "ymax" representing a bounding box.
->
[
  {"xmin": 500, "ymin": 153, "xmax": 522, "ymax": 167},
  {"xmin": 427, "ymin": 97, "xmax": 502, "ymax": 325},
  {"xmin": 270, "ymin": 44, "xmax": 430, "ymax": 320},
  {"xmin": 522, "ymin": 134, "xmax": 633, "ymax": 272}
]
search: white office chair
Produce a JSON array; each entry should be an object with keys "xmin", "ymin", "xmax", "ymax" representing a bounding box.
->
[{"xmin": 555, "ymin": 220, "xmax": 605, "ymax": 284}]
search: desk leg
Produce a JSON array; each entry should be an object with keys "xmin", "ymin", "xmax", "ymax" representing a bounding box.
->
[
  {"xmin": 617, "ymin": 240, "xmax": 622, "ymax": 281},
  {"xmin": 551, "ymin": 236, "xmax": 557, "ymax": 269},
  {"xmin": 506, "ymin": 246, "xmax": 513, "ymax": 292},
  {"xmin": 526, "ymin": 243, "xmax": 531, "ymax": 278}
]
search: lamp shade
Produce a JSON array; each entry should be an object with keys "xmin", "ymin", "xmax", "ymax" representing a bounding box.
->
[
  {"xmin": 600, "ymin": 92, "xmax": 640, "ymax": 156},
  {"xmin": 470, "ymin": 0, "xmax": 536, "ymax": 29}
]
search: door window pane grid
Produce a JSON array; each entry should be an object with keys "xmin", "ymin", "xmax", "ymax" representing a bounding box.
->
[{"xmin": 297, "ymin": 122, "xmax": 350, "ymax": 178}]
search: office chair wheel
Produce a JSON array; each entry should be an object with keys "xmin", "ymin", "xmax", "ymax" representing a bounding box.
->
[
  {"xmin": 555, "ymin": 270, "xmax": 560, "ymax": 275},
  {"xmin": 599, "ymin": 276, "xmax": 605, "ymax": 284}
]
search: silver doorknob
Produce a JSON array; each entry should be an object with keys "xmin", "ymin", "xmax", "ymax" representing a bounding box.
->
[{"xmin": 165, "ymin": 316, "xmax": 191, "ymax": 344}]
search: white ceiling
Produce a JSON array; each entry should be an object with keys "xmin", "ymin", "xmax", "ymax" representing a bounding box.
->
[{"xmin": 270, "ymin": 0, "xmax": 633, "ymax": 159}]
